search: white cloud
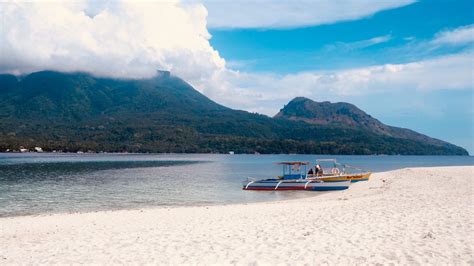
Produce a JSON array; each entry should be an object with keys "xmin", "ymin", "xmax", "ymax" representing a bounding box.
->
[
  {"xmin": 325, "ymin": 34, "xmax": 392, "ymax": 51},
  {"xmin": 352, "ymin": 35, "xmax": 393, "ymax": 48},
  {"xmin": 201, "ymin": 0, "xmax": 415, "ymax": 28},
  {"xmin": 432, "ymin": 24, "xmax": 474, "ymax": 46},
  {"xmin": 209, "ymin": 51, "xmax": 474, "ymax": 115},
  {"xmin": 0, "ymin": 0, "xmax": 225, "ymax": 81}
]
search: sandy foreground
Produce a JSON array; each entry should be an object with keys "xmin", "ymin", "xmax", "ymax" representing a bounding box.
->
[{"xmin": 1, "ymin": 166, "xmax": 473, "ymax": 265}]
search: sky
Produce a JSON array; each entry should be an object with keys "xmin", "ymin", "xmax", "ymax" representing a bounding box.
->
[{"xmin": 0, "ymin": 0, "xmax": 473, "ymax": 153}]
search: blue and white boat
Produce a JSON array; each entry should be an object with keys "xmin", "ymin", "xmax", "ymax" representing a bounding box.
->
[{"xmin": 242, "ymin": 162, "xmax": 351, "ymax": 191}]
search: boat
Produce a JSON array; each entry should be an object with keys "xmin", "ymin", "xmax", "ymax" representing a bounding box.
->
[
  {"xmin": 308, "ymin": 159, "xmax": 371, "ymax": 182},
  {"xmin": 242, "ymin": 162, "xmax": 351, "ymax": 191}
]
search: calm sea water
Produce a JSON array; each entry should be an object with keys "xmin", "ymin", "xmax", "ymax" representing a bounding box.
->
[{"xmin": 0, "ymin": 153, "xmax": 472, "ymax": 217}]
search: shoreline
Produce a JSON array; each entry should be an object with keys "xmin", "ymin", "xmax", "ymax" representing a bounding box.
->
[
  {"xmin": 1, "ymin": 151, "xmax": 471, "ymax": 156},
  {"xmin": 1, "ymin": 166, "xmax": 473, "ymax": 264},
  {"xmin": 0, "ymin": 167, "xmax": 439, "ymax": 219},
  {"xmin": 0, "ymin": 165, "xmax": 469, "ymax": 219},
  {"xmin": 0, "ymin": 186, "xmax": 330, "ymax": 219}
]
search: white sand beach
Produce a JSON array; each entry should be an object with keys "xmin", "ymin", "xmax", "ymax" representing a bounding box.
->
[{"xmin": 1, "ymin": 166, "xmax": 473, "ymax": 264}]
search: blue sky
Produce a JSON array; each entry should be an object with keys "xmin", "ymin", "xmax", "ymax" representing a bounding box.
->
[
  {"xmin": 210, "ymin": 0, "xmax": 473, "ymax": 73},
  {"xmin": 207, "ymin": 0, "xmax": 473, "ymax": 153}
]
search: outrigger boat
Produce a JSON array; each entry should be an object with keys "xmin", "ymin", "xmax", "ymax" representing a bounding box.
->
[
  {"xmin": 308, "ymin": 159, "xmax": 371, "ymax": 182},
  {"xmin": 242, "ymin": 162, "xmax": 351, "ymax": 191}
]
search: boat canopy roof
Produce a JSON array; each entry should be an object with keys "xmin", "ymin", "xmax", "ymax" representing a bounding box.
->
[
  {"xmin": 276, "ymin": 161, "xmax": 310, "ymax": 165},
  {"xmin": 316, "ymin": 159, "xmax": 337, "ymax": 162}
]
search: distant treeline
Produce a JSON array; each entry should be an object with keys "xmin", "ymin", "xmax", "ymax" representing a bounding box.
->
[{"xmin": 0, "ymin": 124, "xmax": 466, "ymax": 155}]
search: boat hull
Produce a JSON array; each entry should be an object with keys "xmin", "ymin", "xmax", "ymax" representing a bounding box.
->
[
  {"xmin": 243, "ymin": 179, "xmax": 350, "ymax": 191},
  {"xmin": 349, "ymin": 173, "xmax": 371, "ymax": 182},
  {"xmin": 309, "ymin": 172, "xmax": 371, "ymax": 183}
]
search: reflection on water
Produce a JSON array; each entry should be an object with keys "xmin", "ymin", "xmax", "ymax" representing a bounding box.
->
[
  {"xmin": 0, "ymin": 153, "xmax": 472, "ymax": 217},
  {"xmin": 0, "ymin": 160, "xmax": 200, "ymax": 182}
]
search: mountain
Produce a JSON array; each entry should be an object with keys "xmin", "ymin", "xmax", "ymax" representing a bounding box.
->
[
  {"xmin": 274, "ymin": 97, "xmax": 450, "ymax": 147},
  {"xmin": 0, "ymin": 71, "xmax": 468, "ymax": 155}
]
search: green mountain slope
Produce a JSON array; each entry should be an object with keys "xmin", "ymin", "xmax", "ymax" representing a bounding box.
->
[
  {"xmin": 274, "ymin": 97, "xmax": 451, "ymax": 147},
  {"xmin": 0, "ymin": 71, "xmax": 468, "ymax": 155}
]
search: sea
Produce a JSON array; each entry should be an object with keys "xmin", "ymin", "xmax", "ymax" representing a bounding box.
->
[{"xmin": 0, "ymin": 153, "xmax": 472, "ymax": 217}]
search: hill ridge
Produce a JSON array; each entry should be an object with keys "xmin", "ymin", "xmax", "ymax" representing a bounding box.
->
[
  {"xmin": 0, "ymin": 71, "xmax": 468, "ymax": 155},
  {"xmin": 275, "ymin": 97, "xmax": 449, "ymax": 147}
]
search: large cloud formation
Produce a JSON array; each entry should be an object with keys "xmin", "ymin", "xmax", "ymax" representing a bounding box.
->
[{"xmin": 1, "ymin": 0, "xmax": 224, "ymax": 80}]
